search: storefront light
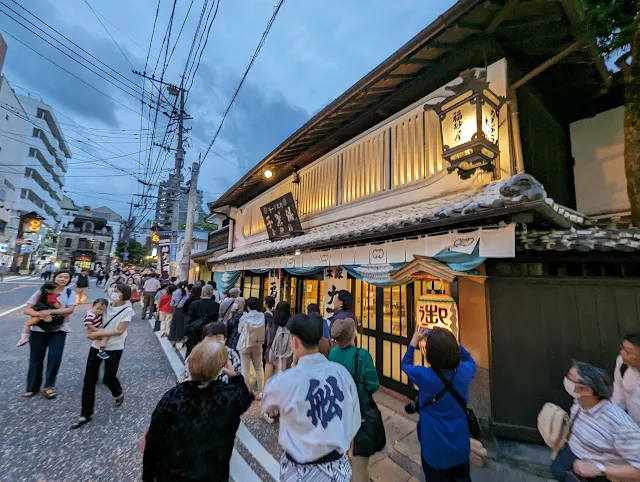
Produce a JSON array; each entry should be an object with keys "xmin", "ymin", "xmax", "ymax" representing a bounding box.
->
[
  {"xmin": 426, "ymin": 70, "xmax": 504, "ymax": 179},
  {"xmin": 264, "ymin": 169, "xmax": 273, "ymax": 179}
]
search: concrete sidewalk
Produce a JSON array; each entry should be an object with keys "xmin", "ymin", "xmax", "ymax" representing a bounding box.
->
[{"xmin": 369, "ymin": 390, "xmax": 554, "ymax": 482}]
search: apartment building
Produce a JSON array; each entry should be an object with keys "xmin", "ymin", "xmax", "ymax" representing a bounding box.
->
[{"xmin": 155, "ymin": 173, "xmax": 205, "ymax": 231}]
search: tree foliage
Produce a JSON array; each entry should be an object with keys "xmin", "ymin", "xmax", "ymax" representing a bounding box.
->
[
  {"xmin": 115, "ymin": 240, "xmax": 148, "ymax": 264},
  {"xmin": 582, "ymin": 0, "xmax": 638, "ymax": 58}
]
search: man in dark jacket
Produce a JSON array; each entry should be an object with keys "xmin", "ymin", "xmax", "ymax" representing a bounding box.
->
[
  {"xmin": 185, "ymin": 284, "xmax": 220, "ymax": 356},
  {"xmin": 76, "ymin": 269, "xmax": 90, "ymax": 305}
]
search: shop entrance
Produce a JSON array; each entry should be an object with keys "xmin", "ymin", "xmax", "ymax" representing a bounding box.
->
[
  {"xmin": 353, "ymin": 278, "xmax": 448, "ymax": 398},
  {"xmin": 284, "ymin": 273, "xmax": 325, "ymax": 316}
]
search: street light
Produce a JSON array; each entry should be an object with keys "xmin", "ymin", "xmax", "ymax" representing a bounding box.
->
[
  {"xmin": 426, "ymin": 70, "xmax": 505, "ymax": 179},
  {"xmin": 264, "ymin": 169, "xmax": 273, "ymax": 179}
]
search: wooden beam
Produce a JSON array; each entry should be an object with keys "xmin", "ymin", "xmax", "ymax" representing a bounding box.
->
[
  {"xmin": 487, "ymin": 0, "xmax": 519, "ymax": 33},
  {"xmin": 386, "ymin": 73, "xmax": 414, "ymax": 79},
  {"xmin": 403, "ymin": 58, "xmax": 432, "ymax": 65},
  {"xmin": 368, "ymin": 86, "xmax": 396, "ymax": 93},
  {"xmin": 509, "ymin": 40, "xmax": 584, "ymax": 94},
  {"xmin": 453, "ymin": 21, "xmax": 484, "ymax": 34}
]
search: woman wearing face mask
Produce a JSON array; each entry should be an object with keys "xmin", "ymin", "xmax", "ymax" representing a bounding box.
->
[
  {"xmin": 551, "ymin": 362, "xmax": 640, "ymax": 482},
  {"xmin": 225, "ymin": 297, "xmax": 245, "ymax": 350},
  {"xmin": 71, "ymin": 283, "xmax": 136, "ymax": 429}
]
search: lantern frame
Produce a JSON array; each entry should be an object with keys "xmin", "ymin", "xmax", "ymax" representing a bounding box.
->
[{"xmin": 426, "ymin": 73, "xmax": 505, "ymax": 179}]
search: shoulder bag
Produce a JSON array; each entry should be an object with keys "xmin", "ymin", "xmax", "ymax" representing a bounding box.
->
[
  {"xmin": 549, "ymin": 409, "xmax": 607, "ymax": 482},
  {"xmin": 352, "ymin": 348, "xmax": 387, "ymax": 457},
  {"xmin": 421, "ymin": 369, "xmax": 482, "ymax": 439}
]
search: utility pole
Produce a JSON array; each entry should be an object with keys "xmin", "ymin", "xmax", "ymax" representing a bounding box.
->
[
  {"xmin": 132, "ymin": 70, "xmax": 190, "ymax": 242},
  {"xmin": 171, "ymin": 87, "xmax": 185, "ymax": 242},
  {"xmin": 180, "ymin": 160, "xmax": 199, "ymax": 282}
]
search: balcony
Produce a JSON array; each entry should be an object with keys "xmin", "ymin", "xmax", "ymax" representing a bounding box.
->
[
  {"xmin": 21, "ymin": 176, "xmax": 60, "ymax": 213},
  {"xmin": 31, "ymin": 130, "xmax": 65, "ymax": 179},
  {"xmin": 28, "ymin": 147, "xmax": 64, "ymax": 189},
  {"xmin": 15, "ymin": 197, "xmax": 55, "ymax": 227}
]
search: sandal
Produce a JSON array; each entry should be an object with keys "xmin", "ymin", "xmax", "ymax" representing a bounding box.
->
[
  {"xmin": 24, "ymin": 391, "xmax": 39, "ymax": 398},
  {"xmin": 43, "ymin": 387, "xmax": 56, "ymax": 399},
  {"xmin": 70, "ymin": 416, "xmax": 92, "ymax": 429}
]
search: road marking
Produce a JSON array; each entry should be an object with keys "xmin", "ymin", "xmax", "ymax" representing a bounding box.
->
[
  {"xmin": 0, "ymin": 303, "xmax": 27, "ymax": 317},
  {"xmin": 147, "ymin": 318, "xmax": 270, "ymax": 482}
]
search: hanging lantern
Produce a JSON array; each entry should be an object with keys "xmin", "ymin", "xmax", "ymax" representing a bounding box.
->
[
  {"xmin": 151, "ymin": 232, "xmax": 160, "ymax": 244},
  {"xmin": 426, "ymin": 70, "xmax": 505, "ymax": 179}
]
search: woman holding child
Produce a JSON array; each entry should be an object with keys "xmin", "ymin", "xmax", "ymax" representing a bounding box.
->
[
  {"xmin": 71, "ymin": 283, "xmax": 135, "ymax": 429},
  {"xmin": 23, "ymin": 269, "xmax": 77, "ymax": 399}
]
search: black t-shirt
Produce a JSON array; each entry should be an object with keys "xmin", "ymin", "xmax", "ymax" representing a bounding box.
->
[{"xmin": 76, "ymin": 274, "xmax": 89, "ymax": 288}]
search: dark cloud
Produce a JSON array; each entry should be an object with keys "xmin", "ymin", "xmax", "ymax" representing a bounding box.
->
[
  {"xmin": 189, "ymin": 61, "xmax": 308, "ymax": 196},
  {"xmin": 1, "ymin": 0, "xmax": 143, "ymax": 126}
]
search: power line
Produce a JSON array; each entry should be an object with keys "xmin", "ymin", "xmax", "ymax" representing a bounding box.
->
[
  {"xmin": 0, "ymin": 1, "xmax": 154, "ymax": 105},
  {"xmin": 0, "ymin": 29, "xmax": 144, "ymax": 117},
  {"xmin": 201, "ymin": 0, "xmax": 286, "ymax": 167}
]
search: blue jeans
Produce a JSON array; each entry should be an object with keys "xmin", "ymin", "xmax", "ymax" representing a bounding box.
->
[{"xmin": 26, "ymin": 331, "xmax": 66, "ymax": 392}]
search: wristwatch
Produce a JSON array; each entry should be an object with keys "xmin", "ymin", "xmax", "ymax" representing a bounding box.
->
[{"xmin": 594, "ymin": 462, "xmax": 607, "ymax": 475}]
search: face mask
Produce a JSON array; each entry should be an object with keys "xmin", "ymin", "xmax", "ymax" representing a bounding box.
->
[
  {"xmin": 109, "ymin": 292, "xmax": 122, "ymax": 303},
  {"xmin": 232, "ymin": 303, "xmax": 239, "ymax": 311},
  {"xmin": 563, "ymin": 377, "xmax": 583, "ymax": 399}
]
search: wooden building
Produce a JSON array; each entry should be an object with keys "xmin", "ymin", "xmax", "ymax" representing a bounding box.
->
[{"xmin": 202, "ymin": 0, "xmax": 636, "ymax": 441}]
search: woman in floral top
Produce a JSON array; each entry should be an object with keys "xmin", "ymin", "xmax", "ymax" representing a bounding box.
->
[
  {"xmin": 225, "ymin": 297, "xmax": 245, "ymax": 350},
  {"xmin": 180, "ymin": 322, "xmax": 241, "ymax": 383}
]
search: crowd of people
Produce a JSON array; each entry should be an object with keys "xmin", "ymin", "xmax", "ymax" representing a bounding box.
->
[{"xmin": 14, "ymin": 264, "xmax": 640, "ymax": 482}]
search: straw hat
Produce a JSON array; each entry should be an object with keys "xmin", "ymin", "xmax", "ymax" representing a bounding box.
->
[{"xmin": 537, "ymin": 402, "xmax": 569, "ymax": 459}]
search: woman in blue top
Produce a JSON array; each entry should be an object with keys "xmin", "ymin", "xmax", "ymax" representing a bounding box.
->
[{"xmin": 401, "ymin": 326, "xmax": 476, "ymax": 482}]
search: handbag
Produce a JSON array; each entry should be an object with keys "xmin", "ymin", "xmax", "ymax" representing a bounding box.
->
[
  {"xmin": 549, "ymin": 410, "xmax": 607, "ymax": 482},
  {"xmin": 424, "ymin": 369, "xmax": 482, "ymax": 439},
  {"xmin": 352, "ymin": 348, "xmax": 387, "ymax": 457}
]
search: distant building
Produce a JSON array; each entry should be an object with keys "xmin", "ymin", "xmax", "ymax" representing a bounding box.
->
[
  {"xmin": 57, "ymin": 208, "xmax": 113, "ymax": 271},
  {"xmin": 155, "ymin": 173, "xmax": 205, "ymax": 230},
  {"xmin": 60, "ymin": 197, "xmax": 123, "ymax": 260}
]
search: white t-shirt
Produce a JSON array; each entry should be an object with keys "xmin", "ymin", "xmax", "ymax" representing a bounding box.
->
[
  {"xmin": 27, "ymin": 287, "xmax": 77, "ymax": 332},
  {"xmin": 94, "ymin": 301, "xmax": 135, "ymax": 351}
]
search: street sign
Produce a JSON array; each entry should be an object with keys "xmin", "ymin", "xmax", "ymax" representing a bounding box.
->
[{"xmin": 159, "ymin": 235, "xmax": 171, "ymax": 279}]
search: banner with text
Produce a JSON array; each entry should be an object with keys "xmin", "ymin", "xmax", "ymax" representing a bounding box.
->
[{"xmin": 323, "ymin": 266, "xmax": 348, "ymax": 317}]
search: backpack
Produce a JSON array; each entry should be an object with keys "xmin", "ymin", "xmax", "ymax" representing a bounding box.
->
[{"xmin": 245, "ymin": 321, "xmax": 266, "ymax": 348}]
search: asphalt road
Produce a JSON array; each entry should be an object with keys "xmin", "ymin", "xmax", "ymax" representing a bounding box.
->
[{"xmin": 0, "ymin": 281, "xmax": 177, "ymax": 482}]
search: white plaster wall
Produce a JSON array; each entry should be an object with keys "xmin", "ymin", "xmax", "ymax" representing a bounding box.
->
[
  {"xmin": 570, "ymin": 106, "xmax": 629, "ymax": 216},
  {"xmin": 231, "ymin": 59, "xmax": 508, "ymax": 251}
]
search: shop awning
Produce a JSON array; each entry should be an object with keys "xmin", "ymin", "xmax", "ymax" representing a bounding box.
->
[
  {"xmin": 210, "ymin": 174, "xmax": 585, "ymax": 266},
  {"xmin": 391, "ymin": 255, "xmax": 486, "ymax": 284}
]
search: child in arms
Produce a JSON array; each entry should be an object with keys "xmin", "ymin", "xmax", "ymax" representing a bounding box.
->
[
  {"xmin": 17, "ymin": 282, "xmax": 65, "ymax": 346},
  {"xmin": 84, "ymin": 298, "xmax": 109, "ymax": 359}
]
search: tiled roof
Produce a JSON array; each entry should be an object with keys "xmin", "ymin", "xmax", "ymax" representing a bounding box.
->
[
  {"xmin": 519, "ymin": 227, "xmax": 640, "ymax": 252},
  {"xmin": 211, "ymin": 174, "xmax": 585, "ymax": 263}
]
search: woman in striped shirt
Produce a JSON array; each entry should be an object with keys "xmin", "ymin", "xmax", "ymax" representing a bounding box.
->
[{"xmin": 562, "ymin": 362, "xmax": 640, "ymax": 481}]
